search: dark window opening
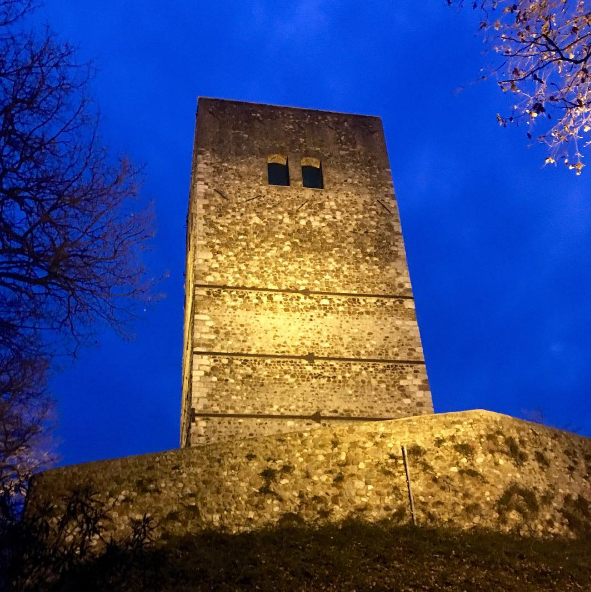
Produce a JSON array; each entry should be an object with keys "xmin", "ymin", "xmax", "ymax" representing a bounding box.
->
[
  {"xmin": 301, "ymin": 157, "xmax": 323, "ymax": 189},
  {"xmin": 267, "ymin": 154, "xmax": 289, "ymax": 186}
]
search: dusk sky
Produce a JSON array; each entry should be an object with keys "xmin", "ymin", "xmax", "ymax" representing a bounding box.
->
[{"xmin": 37, "ymin": 1, "xmax": 591, "ymax": 466}]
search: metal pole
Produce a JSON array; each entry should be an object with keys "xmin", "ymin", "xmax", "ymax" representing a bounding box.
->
[{"xmin": 401, "ymin": 445, "xmax": 416, "ymax": 526}]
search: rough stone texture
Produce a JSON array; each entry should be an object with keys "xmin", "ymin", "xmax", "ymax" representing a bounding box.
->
[
  {"xmin": 181, "ymin": 98, "xmax": 432, "ymax": 446},
  {"xmin": 30, "ymin": 411, "xmax": 591, "ymax": 540}
]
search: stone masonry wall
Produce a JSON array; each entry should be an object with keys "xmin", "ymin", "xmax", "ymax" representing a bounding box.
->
[
  {"xmin": 31, "ymin": 411, "xmax": 591, "ymax": 541},
  {"xmin": 193, "ymin": 289, "xmax": 423, "ymax": 359},
  {"xmin": 181, "ymin": 98, "xmax": 432, "ymax": 446}
]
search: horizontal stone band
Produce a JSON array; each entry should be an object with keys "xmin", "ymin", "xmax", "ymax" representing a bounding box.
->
[
  {"xmin": 192, "ymin": 350, "xmax": 426, "ymax": 365},
  {"xmin": 194, "ymin": 283, "xmax": 414, "ymax": 300},
  {"xmin": 190, "ymin": 410, "xmax": 396, "ymax": 423}
]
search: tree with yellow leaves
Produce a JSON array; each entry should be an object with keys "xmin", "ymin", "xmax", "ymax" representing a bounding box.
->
[{"xmin": 451, "ymin": 0, "xmax": 591, "ymax": 173}]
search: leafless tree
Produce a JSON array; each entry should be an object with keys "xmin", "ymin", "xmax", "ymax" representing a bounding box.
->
[
  {"xmin": 450, "ymin": 0, "xmax": 591, "ymax": 173},
  {"xmin": 0, "ymin": 352, "xmax": 53, "ymax": 524},
  {"xmin": 0, "ymin": 0, "xmax": 155, "ymax": 514},
  {"xmin": 2, "ymin": 486, "xmax": 157, "ymax": 592}
]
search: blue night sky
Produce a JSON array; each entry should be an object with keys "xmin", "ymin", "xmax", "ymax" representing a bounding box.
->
[{"xmin": 37, "ymin": 1, "xmax": 590, "ymax": 466}]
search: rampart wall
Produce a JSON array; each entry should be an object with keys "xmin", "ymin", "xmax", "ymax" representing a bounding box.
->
[{"xmin": 30, "ymin": 411, "xmax": 591, "ymax": 540}]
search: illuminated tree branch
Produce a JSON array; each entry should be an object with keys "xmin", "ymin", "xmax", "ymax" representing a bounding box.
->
[{"xmin": 450, "ymin": 0, "xmax": 591, "ymax": 173}]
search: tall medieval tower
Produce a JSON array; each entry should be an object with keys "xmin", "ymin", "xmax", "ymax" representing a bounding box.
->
[{"xmin": 181, "ymin": 98, "xmax": 433, "ymax": 447}]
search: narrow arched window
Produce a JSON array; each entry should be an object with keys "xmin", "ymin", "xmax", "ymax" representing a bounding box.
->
[
  {"xmin": 267, "ymin": 154, "xmax": 289, "ymax": 186},
  {"xmin": 301, "ymin": 157, "xmax": 323, "ymax": 189}
]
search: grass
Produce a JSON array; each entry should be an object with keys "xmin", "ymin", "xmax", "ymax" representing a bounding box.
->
[
  {"xmin": 560, "ymin": 494, "xmax": 591, "ymax": 535},
  {"xmin": 406, "ymin": 443, "xmax": 426, "ymax": 458},
  {"xmin": 61, "ymin": 519, "xmax": 591, "ymax": 591},
  {"xmin": 496, "ymin": 483, "xmax": 539, "ymax": 521},
  {"xmin": 332, "ymin": 472, "xmax": 344, "ymax": 484},
  {"xmin": 458, "ymin": 467, "xmax": 486, "ymax": 482},
  {"xmin": 260, "ymin": 467, "xmax": 278, "ymax": 482},
  {"xmin": 454, "ymin": 442, "xmax": 475, "ymax": 459},
  {"xmin": 134, "ymin": 477, "xmax": 160, "ymax": 495},
  {"xmin": 534, "ymin": 450, "xmax": 550, "ymax": 468},
  {"xmin": 258, "ymin": 467, "xmax": 279, "ymax": 495},
  {"xmin": 406, "ymin": 443, "xmax": 434, "ymax": 472},
  {"xmin": 505, "ymin": 436, "xmax": 529, "ymax": 466}
]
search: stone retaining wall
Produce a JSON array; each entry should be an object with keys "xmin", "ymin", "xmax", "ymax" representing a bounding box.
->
[{"xmin": 29, "ymin": 410, "xmax": 591, "ymax": 540}]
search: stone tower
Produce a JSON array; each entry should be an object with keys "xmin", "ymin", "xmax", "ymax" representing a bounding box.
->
[{"xmin": 181, "ymin": 98, "xmax": 433, "ymax": 447}]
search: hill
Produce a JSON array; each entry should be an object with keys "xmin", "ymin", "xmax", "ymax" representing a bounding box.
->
[{"xmin": 22, "ymin": 520, "xmax": 591, "ymax": 591}]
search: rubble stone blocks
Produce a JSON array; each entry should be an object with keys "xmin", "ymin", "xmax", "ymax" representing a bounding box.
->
[
  {"xmin": 30, "ymin": 411, "xmax": 591, "ymax": 540},
  {"xmin": 181, "ymin": 98, "xmax": 433, "ymax": 446}
]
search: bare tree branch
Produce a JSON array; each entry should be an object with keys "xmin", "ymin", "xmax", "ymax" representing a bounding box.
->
[{"xmin": 0, "ymin": 0, "xmax": 156, "ymax": 519}]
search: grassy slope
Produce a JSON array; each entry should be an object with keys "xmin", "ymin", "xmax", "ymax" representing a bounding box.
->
[{"xmin": 73, "ymin": 520, "xmax": 591, "ymax": 591}]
